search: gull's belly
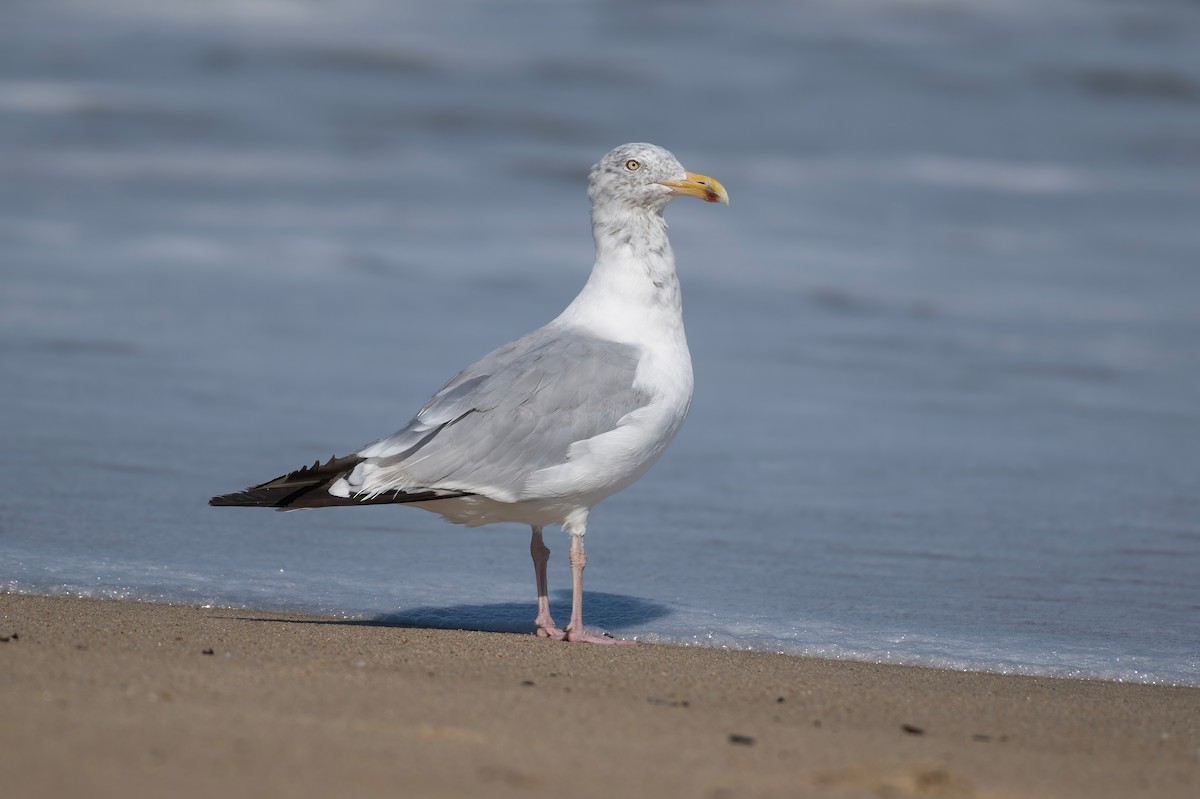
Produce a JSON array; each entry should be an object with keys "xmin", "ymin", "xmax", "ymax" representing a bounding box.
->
[
  {"xmin": 520, "ymin": 338, "xmax": 693, "ymax": 504},
  {"xmin": 422, "ymin": 391, "xmax": 690, "ymax": 528},
  {"xmin": 415, "ymin": 353, "xmax": 691, "ymax": 528}
]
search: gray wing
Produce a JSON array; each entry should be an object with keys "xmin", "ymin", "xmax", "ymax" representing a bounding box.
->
[{"xmin": 352, "ymin": 326, "xmax": 651, "ymax": 500}]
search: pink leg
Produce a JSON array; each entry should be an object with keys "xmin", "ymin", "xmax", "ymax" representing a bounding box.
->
[
  {"xmin": 563, "ymin": 514, "xmax": 635, "ymax": 646},
  {"xmin": 530, "ymin": 526, "xmax": 565, "ymax": 640}
]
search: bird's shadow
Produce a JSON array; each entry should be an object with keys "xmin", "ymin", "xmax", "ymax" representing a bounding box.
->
[
  {"xmin": 377, "ymin": 590, "xmax": 670, "ymax": 635},
  {"xmin": 237, "ymin": 590, "xmax": 670, "ymax": 636}
]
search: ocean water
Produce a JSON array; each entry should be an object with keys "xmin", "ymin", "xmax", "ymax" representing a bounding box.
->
[{"xmin": 2, "ymin": 0, "xmax": 1198, "ymax": 685}]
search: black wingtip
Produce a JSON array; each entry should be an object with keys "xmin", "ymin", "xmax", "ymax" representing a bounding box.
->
[
  {"xmin": 209, "ymin": 493, "xmax": 255, "ymax": 507},
  {"xmin": 209, "ymin": 453, "xmax": 365, "ymax": 509},
  {"xmin": 210, "ymin": 453, "xmax": 474, "ymax": 509}
]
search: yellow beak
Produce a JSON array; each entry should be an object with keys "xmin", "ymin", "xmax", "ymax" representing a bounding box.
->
[{"xmin": 659, "ymin": 171, "xmax": 729, "ymax": 205}]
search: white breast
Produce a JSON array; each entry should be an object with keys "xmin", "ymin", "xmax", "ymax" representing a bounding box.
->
[{"xmin": 519, "ymin": 247, "xmax": 695, "ymax": 504}]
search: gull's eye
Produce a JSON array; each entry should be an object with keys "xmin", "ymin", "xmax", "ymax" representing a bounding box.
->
[{"xmin": 625, "ymin": 159, "xmax": 641, "ymax": 172}]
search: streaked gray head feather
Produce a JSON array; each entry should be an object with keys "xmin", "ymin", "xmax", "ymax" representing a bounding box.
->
[{"xmin": 588, "ymin": 142, "xmax": 686, "ymax": 212}]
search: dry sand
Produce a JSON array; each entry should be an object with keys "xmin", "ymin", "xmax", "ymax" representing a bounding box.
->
[{"xmin": 1, "ymin": 593, "xmax": 1196, "ymax": 798}]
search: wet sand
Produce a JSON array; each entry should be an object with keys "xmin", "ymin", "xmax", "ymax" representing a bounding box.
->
[{"xmin": 1, "ymin": 593, "xmax": 1196, "ymax": 798}]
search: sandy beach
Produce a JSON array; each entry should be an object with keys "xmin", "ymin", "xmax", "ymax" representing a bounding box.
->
[{"xmin": 1, "ymin": 593, "xmax": 1196, "ymax": 798}]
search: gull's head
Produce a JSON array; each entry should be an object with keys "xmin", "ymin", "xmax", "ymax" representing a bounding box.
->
[{"xmin": 588, "ymin": 142, "xmax": 729, "ymax": 214}]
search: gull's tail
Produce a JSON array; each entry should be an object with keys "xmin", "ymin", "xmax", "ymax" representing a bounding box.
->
[{"xmin": 209, "ymin": 454, "xmax": 469, "ymax": 509}]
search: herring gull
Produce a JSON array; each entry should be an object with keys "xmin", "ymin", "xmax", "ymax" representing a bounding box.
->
[{"xmin": 211, "ymin": 142, "xmax": 729, "ymax": 644}]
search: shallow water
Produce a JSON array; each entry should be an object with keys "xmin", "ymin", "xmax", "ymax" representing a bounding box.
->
[{"xmin": 2, "ymin": 0, "xmax": 1199, "ymax": 684}]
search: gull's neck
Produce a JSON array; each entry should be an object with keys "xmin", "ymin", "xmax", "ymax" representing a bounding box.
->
[
  {"xmin": 555, "ymin": 202, "xmax": 681, "ymax": 342},
  {"xmin": 591, "ymin": 202, "xmax": 672, "ymax": 272}
]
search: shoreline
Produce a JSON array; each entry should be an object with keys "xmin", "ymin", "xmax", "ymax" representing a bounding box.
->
[
  {"xmin": 8, "ymin": 588, "xmax": 1190, "ymax": 688},
  {"xmin": 2, "ymin": 592, "xmax": 1197, "ymax": 798}
]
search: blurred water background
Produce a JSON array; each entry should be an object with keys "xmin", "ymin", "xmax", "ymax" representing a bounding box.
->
[{"xmin": 2, "ymin": 0, "xmax": 1198, "ymax": 684}]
